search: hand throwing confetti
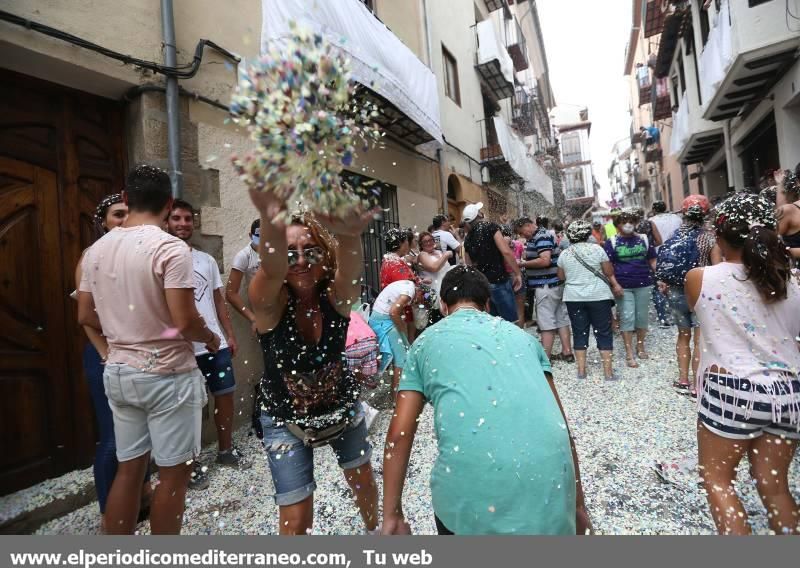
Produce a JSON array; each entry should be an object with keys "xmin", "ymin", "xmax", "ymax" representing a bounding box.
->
[{"xmin": 230, "ymin": 22, "xmax": 383, "ymax": 219}]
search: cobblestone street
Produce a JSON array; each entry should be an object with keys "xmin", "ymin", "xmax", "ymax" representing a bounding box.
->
[{"xmin": 28, "ymin": 323, "xmax": 799, "ymax": 535}]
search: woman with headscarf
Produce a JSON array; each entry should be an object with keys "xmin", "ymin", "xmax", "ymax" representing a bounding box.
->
[
  {"xmin": 686, "ymin": 193, "xmax": 800, "ymax": 535},
  {"xmin": 557, "ymin": 221, "xmax": 623, "ymax": 381},
  {"xmin": 73, "ymin": 194, "xmax": 151, "ymax": 531}
]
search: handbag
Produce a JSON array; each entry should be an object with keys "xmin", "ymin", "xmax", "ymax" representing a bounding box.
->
[{"xmin": 571, "ymin": 248, "xmax": 614, "ymax": 291}]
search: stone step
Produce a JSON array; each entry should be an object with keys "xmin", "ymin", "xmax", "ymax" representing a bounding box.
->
[{"xmin": 0, "ymin": 467, "xmax": 97, "ymax": 534}]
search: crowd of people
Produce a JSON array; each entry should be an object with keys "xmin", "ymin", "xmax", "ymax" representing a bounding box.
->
[{"xmin": 74, "ymin": 161, "xmax": 800, "ymax": 536}]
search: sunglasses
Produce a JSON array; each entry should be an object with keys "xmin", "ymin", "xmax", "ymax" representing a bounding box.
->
[{"xmin": 287, "ymin": 246, "xmax": 326, "ymax": 266}]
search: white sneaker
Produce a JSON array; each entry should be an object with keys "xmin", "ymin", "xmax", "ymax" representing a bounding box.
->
[{"xmin": 363, "ymin": 403, "xmax": 380, "ymax": 430}]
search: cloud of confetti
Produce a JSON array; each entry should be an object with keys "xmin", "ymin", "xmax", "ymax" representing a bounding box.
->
[{"xmin": 229, "ymin": 21, "xmax": 383, "ymax": 219}]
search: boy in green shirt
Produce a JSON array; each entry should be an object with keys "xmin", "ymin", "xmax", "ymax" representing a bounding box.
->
[{"xmin": 382, "ymin": 266, "xmax": 591, "ymax": 535}]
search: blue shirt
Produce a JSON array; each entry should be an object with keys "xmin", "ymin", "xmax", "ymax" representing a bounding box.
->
[
  {"xmin": 525, "ymin": 229, "xmax": 560, "ymax": 287},
  {"xmin": 399, "ymin": 309, "xmax": 576, "ymax": 535}
]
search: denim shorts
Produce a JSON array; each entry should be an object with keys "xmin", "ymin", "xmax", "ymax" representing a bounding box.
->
[
  {"xmin": 195, "ymin": 347, "xmax": 236, "ymax": 395},
  {"xmin": 667, "ymin": 286, "xmax": 697, "ymax": 329},
  {"xmin": 489, "ymin": 278, "xmax": 518, "ymax": 323},
  {"xmin": 103, "ymin": 364, "xmax": 207, "ymax": 467},
  {"xmin": 260, "ymin": 404, "xmax": 373, "ymax": 506}
]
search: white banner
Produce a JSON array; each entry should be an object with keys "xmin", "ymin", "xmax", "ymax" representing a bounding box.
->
[{"xmin": 261, "ymin": 0, "xmax": 442, "ymax": 144}]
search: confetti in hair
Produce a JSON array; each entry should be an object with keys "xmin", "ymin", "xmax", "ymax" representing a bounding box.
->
[
  {"xmin": 714, "ymin": 192, "xmax": 777, "ymax": 237},
  {"xmin": 94, "ymin": 193, "xmax": 123, "ymax": 224},
  {"xmin": 229, "ymin": 22, "xmax": 383, "ymax": 220},
  {"xmin": 566, "ymin": 220, "xmax": 592, "ymax": 243}
]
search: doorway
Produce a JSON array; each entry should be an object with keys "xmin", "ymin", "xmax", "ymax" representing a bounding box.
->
[
  {"xmin": 0, "ymin": 69, "xmax": 126, "ymax": 494},
  {"xmin": 738, "ymin": 112, "xmax": 779, "ymax": 189}
]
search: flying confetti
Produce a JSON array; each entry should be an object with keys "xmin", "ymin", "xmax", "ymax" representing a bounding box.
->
[{"xmin": 229, "ymin": 22, "xmax": 383, "ymax": 219}]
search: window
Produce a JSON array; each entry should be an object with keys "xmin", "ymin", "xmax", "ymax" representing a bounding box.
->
[
  {"xmin": 563, "ymin": 167, "xmax": 586, "ymax": 200},
  {"xmin": 748, "ymin": 0, "xmax": 773, "ymax": 7},
  {"xmin": 561, "ymin": 133, "xmax": 582, "ymax": 165},
  {"xmin": 700, "ymin": 6, "xmax": 710, "ymax": 47},
  {"xmin": 442, "ymin": 46, "xmax": 461, "ymax": 105},
  {"xmin": 678, "ymin": 56, "xmax": 687, "ymax": 96}
]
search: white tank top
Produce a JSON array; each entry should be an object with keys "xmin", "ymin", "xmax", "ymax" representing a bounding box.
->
[{"xmin": 694, "ymin": 262, "xmax": 800, "ymax": 383}]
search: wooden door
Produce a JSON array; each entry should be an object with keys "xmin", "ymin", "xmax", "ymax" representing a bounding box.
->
[
  {"xmin": 0, "ymin": 159, "xmax": 70, "ymax": 490},
  {"xmin": 0, "ymin": 70, "xmax": 126, "ymax": 494}
]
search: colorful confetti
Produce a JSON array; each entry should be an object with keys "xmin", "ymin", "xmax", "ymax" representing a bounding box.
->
[{"xmin": 229, "ymin": 22, "xmax": 383, "ymax": 220}]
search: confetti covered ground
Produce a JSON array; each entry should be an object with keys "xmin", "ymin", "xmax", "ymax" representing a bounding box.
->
[{"xmin": 32, "ymin": 322, "xmax": 800, "ymax": 535}]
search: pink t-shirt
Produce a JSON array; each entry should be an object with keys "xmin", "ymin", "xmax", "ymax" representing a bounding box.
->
[{"xmin": 79, "ymin": 225, "xmax": 197, "ymax": 374}]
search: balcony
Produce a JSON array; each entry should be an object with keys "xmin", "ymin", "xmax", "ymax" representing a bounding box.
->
[
  {"xmin": 512, "ymin": 88, "xmax": 536, "ymax": 137},
  {"xmin": 643, "ymin": 0, "xmax": 666, "ymax": 38},
  {"xmin": 479, "ymin": 116, "xmax": 555, "ymax": 204},
  {"xmin": 262, "ymin": 0, "xmax": 442, "ymax": 144},
  {"xmin": 669, "ymin": 90, "xmax": 725, "ymax": 166},
  {"xmin": 484, "ymin": 0, "xmax": 504, "ymax": 11},
  {"xmin": 475, "ymin": 20, "xmax": 515, "ymax": 101},
  {"xmin": 651, "ymin": 77, "xmax": 672, "ymax": 121},
  {"xmin": 644, "ymin": 147, "xmax": 663, "ymax": 163},
  {"xmin": 699, "ymin": 0, "xmax": 800, "ymax": 122},
  {"xmin": 504, "ymin": 15, "xmax": 529, "ymax": 72}
]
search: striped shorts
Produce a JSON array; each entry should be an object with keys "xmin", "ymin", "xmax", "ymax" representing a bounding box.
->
[{"xmin": 698, "ymin": 371, "xmax": 800, "ymax": 440}]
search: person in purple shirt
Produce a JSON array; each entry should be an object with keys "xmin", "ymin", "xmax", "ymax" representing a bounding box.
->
[{"xmin": 605, "ymin": 210, "xmax": 656, "ymax": 368}]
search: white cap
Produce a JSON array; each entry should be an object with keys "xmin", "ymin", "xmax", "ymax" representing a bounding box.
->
[{"xmin": 462, "ymin": 202, "xmax": 484, "ymax": 223}]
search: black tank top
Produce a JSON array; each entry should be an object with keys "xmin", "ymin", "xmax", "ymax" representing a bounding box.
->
[
  {"xmin": 258, "ymin": 285, "xmax": 359, "ymax": 428},
  {"xmin": 783, "ymin": 204, "xmax": 800, "ymax": 249}
]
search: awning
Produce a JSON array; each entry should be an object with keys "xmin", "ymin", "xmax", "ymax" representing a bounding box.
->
[
  {"xmin": 477, "ymin": 20, "xmax": 515, "ymax": 87},
  {"xmin": 261, "ymin": 0, "xmax": 442, "ymax": 144},
  {"xmin": 493, "ymin": 116, "xmax": 554, "ymax": 205}
]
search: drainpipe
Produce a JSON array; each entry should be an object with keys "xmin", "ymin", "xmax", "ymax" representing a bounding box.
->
[{"xmin": 161, "ymin": 0, "xmax": 183, "ymax": 198}]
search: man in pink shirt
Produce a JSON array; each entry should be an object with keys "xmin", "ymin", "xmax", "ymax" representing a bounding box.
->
[{"xmin": 78, "ymin": 165, "xmax": 220, "ymax": 534}]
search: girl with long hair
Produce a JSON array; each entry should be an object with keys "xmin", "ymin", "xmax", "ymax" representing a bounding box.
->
[{"xmin": 686, "ymin": 193, "xmax": 800, "ymax": 535}]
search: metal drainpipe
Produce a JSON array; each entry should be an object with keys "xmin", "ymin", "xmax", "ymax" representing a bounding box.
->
[{"xmin": 161, "ymin": 0, "xmax": 183, "ymax": 198}]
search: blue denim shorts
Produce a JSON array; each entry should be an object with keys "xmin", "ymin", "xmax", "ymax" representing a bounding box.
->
[
  {"xmin": 260, "ymin": 404, "xmax": 373, "ymax": 506},
  {"xmin": 195, "ymin": 347, "xmax": 236, "ymax": 395},
  {"xmin": 667, "ymin": 287, "xmax": 697, "ymax": 329},
  {"xmin": 489, "ymin": 279, "xmax": 518, "ymax": 323}
]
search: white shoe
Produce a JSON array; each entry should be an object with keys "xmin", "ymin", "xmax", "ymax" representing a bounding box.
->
[{"xmin": 363, "ymin": 403, "xmax": 380, "ymax": 430}]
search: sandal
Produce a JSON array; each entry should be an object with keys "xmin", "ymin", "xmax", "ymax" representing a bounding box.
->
[
  {"xmin": 673, "ymin": 381, "xmax": 690, "ymax": 391},
  {"xmin": 626, "ymin": 357, "xmax": 639, "ymax": 368},
  {"xmin": 560, "ymin": 353, "xmax": 576, "ymax": 364},
  {"xmin": 636, "ymin": 351, "xmax": 650, "ymax": 360}
]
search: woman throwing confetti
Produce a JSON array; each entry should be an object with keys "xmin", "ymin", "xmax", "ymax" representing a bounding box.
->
[
  {"xmin": 686, "ymin": 193, "xmax": 800, "ymax": 535},
  {"xmin": 248, "ymin": 188, "xmax": 380, "ymax": 535}
]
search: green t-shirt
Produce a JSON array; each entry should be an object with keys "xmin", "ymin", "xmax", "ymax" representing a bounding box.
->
[{"xmin": 399, "ymin": 309, "xmax": 576, "ymax": 535}]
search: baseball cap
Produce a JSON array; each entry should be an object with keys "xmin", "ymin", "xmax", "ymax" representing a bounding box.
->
[
  {"xmin": 681, "ymin": 194, "xmax": 710, "ymax": 213},
  {"xmin": 462, "ymin": 202, "xmax": 484, "ymax": 224}
]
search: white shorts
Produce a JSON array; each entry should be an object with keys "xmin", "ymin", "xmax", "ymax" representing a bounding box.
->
[
  {"xmin": 103, "ymin": 364, "xmax": 207, "ymax": 466},
  {"xmin": 533, "ymin": 285, "xmax": 570, "ymax": 331}
]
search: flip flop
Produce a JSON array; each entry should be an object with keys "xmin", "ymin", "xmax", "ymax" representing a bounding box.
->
[{"xmin": 672, "ymin": 381, "xmax": 690, "ymax": 390}]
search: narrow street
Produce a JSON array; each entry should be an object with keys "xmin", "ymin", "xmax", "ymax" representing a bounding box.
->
[{"xmin": 34, "ymin": 322, "xmax": 800, "ymax": 535}]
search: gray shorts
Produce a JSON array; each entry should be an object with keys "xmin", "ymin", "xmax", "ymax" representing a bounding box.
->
[
  {"xmin": 533, "ymin": 285, "xmax": 570, "ymax": 331},
  {"xmin": 103, "ymin": 364, "xmax": 207, "ymax": 467}
]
